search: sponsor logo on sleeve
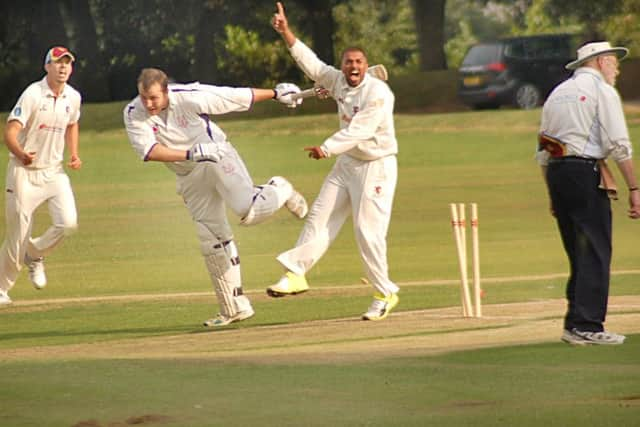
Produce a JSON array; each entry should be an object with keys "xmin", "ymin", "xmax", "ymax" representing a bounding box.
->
[{"xmin": 13, "ymin": 106, "xmax": 21, "ymax": 116}]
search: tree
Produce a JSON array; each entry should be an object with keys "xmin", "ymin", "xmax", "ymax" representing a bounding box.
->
[
  {"xmin": 333, "ymin": 0, "xmax": 416, "ymax": 68},
  {"xmin": 27, "ymin": 1, "xmax": 68, "ymax": 82},
  {"xmin": 193, "ymin": 0, "xmax": 225, "ymax": 83},
  {"xmin": 61, "ymin": 0, "xmax": 110, "ymax": 101},
  {"xmin": 411, "ymin": 0, "xmax": 448, "ymax": 70},
  {"xmin": 545, "ymin": 0, "xmax": 626, "ymax": 40},
  {"xmin": 292, "ymin": 0, "xmax": 337, "ymax": 64}
]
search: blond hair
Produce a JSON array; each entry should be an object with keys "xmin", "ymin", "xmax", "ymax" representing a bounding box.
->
[{"xmin": 137, "ymin": 68, "xmax": 169, "ymax": 92}]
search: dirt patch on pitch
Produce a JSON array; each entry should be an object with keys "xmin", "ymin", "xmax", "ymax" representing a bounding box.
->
[{"xmin": 4, "ymin": 295, "xmax": 640, "ymax": 364}]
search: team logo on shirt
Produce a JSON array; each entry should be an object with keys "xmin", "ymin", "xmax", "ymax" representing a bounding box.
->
[
  {"xmin": 372, "ymin": 185, "xmax": 383, "ymax": 198},
  {"xmin": 353, "ymin": 106, "xmax": 360, "ymax": 114},
  {"xmin": 13, "ymin": 107, "xmax": 21, "ymax": 117},
  {"xmin": 66, "ymin": 106, "xmax": 70, "ymax": 113},
  {"xmin": 152, "ymin": 125, "xmax": 159, "ymax": 133},
  {"xmin": 38, "ymin": 124, "xmax": 64, "ymax": 133},
  {"xmin": 177, "ymin": 116, "xmax": 188, "ymax": 128}
]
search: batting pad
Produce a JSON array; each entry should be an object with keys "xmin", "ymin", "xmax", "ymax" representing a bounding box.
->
[
  {"xmin": 203, "ymin": 240, "xmax": 251, "ymax": 317},
  {"xmin": 240, "ymin": 176, "xmax": 293, "ymax": 226}
]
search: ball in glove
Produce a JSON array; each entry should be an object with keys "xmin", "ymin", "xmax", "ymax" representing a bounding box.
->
[{"xmin": 274, "ymin": 83, "xmax": 303, "ymax": 108}]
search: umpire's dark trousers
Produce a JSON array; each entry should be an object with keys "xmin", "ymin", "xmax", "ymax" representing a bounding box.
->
[{"xmin": 546, "ymin": 157, "xmax": 612, "ymax": 333}]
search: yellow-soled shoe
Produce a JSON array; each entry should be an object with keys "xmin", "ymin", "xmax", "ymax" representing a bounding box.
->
[
  {"xmin": 266, "ymin": 271, "xmax": 309, "ymax": 297},
  {"xmin": 362, "ymin": 292, "xmax": 399, "ymax": 321}
]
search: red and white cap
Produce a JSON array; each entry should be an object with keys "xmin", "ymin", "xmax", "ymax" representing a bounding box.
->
[{"xmin": 44, "ymin": 46, "xmax": 76, "ymax": 66}]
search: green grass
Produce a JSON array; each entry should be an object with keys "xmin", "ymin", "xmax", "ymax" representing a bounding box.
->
[
  {"xmin": 0, "ymin": 103, "xmax": 639, "ymax": 426},
  {"xmin": 1, "ymin": 340, "xmax": 638, "ymax": 427}
]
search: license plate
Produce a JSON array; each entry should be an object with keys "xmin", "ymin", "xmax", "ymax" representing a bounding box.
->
[{"xmin": 463, "ymin": 76, "xmax": 482, "ymax": 86}]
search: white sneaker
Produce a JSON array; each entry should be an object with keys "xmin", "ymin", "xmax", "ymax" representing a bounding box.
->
[
  {"xmin": 362, "ymin": 292, "xmax": 399, "ymax": 321},
  {"xmin": 286, "ymin": 190, "xmax": 308, "ymax": 219},
  {"xmin": 203, "ymin": 307, "xmax": 255, "ymax": 327},
  {"xmin": 25, "ymin": 255, "xmax": 47, "ymax": 290},
  {"xmin": 561, "ymin": 328, "xmax": 626, "ymax": 346},
  {"xmin": 0, "ymin": 290, "xmax": 12, "ymax": 306}
]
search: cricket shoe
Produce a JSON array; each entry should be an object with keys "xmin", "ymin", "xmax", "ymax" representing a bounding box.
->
[
  {"xmin": 362, "ymin": 292, "xmax": 399, "ymax": 321},
  {"xmin": 0, "ymin": 290, "xmax": 12, "ymax": 306},
  {"xmin": 561, "ymin": 328, "xmax": 626, "ymax": 346},
  {"xmin": 266, "ymin": 271, "xmax": 309, "ymax": 297},
  {"xmin": 25, "ymin": 255, "xmax": 47, "ymax": 290},
  {"xmin": 203, "ymin": 307, "xmax": 255, "ymax": 327}
]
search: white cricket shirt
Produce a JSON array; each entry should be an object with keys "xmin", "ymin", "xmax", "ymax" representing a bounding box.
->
[
  {"xmin": 289, "ymin": 40, "xmax": 398, "ymax": 161},
  {"xmin": 6, "ymin": 77, "xmax": 81, "ymax": 169},
  {"xmin": 124, "ymin": 82, "xmax": 253, "ymax": 175},
  {"xmin": 537, "ymin": 67, "xmax": 632, "ymax": 166}
]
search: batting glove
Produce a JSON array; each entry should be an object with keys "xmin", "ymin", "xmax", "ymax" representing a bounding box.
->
[
  {"xmin": 274, "ymin": 83, "xmax": 303, "ymax": 108},
  {"xmin": 187, "ymin": 143, "xmax": 224, "ymax": 163}
]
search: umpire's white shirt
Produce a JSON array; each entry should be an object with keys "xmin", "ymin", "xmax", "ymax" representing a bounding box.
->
[
  {"xmin": 537, "ymin": 67, "xmax": 632, "ymax": 166},
  {"xmin": 124, "ymin": 83, "xmax": 253, "ymax": 175},
  {"xmin": 7, "ymin": 77, "xmax": 81, "ymax": 169},
  {"xmin": 289, "ymin": 40, "xmax": 398, "ymax": 161}
]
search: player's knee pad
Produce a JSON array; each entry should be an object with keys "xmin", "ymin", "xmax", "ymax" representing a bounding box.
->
[{"xmin": 240, "ymin": 176, "xmax": 292, "ymax": 226}]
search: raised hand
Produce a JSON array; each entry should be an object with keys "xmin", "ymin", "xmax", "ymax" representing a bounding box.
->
[{"xmin": 272, "ymin": 2, "xmax": 288, "ymax": 34}]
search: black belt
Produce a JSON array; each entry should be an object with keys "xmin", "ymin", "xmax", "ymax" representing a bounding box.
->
[{"xmin": 548, "ymin": 156, "xmax": 598, "ymax": 165}]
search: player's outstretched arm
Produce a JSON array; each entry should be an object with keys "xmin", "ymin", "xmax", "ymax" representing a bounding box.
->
[{"xmin": 252, "ymin": 84, "xmax": 302, "ymax": 108}]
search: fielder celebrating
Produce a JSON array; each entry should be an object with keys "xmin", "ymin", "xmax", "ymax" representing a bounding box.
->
[
  {"xmin": 123, "ymin": 68, "xmax": 308, "ymax": 327},
  {"xmin": 267, "ymin": 2, "xmax": 400, "ymax": 321},
  {"xmin": 0, "ymin": 46, "xmax": 82, "ymax": 306}
]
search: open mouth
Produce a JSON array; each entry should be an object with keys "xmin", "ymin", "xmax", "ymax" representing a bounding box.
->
[{"xmin": 347, "ymin": 70, "xmax": 361, "ymax": 84}]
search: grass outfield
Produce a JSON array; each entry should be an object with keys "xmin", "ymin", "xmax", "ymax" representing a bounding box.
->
[{"xmin": 0, "ymin": 104, "xmax": 639, "ymax": 426}]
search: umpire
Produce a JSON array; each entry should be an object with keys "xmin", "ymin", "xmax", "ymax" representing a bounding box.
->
[{"xmin": 537, "ymin": 41, "xmax": 640, "ymax": 345}]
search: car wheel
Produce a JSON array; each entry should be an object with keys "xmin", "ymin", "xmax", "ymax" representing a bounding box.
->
[{"xmin": 514, "ymin": 83, "xmax": 541, "ymax": 109}]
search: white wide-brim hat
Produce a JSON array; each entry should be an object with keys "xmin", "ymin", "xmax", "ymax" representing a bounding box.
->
[{"xmin": 566, "ymin": 41, "xmax": 628, "ymax": 70}]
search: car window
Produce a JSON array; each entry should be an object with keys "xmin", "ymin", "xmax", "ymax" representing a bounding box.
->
[
  {"xmin": 504, "ymin": 40, "xmax": 525, "ymax": 58},
  {"xmin": 503, "ymin": 36, "xmax": 574, "ymax": 60},
  {"xmin": 461, "ymin": 44, "xmax": 502, "ymax": 66},
  {"xmin": 528, "ymin": 37, "xmax": 571, "ymax": 59}
]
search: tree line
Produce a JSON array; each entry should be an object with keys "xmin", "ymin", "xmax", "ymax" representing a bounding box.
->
[{"xmin": 0, "ymin": 0, "xmax": 637, "ymax": 110}]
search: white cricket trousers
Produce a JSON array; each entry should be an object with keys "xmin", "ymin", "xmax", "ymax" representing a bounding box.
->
[
  {"xmin": 176, "ymin": 144, "xmax": 291, "ymax": 248},
  {"xmin": 278, "ymin": 154, "xmax": 399, "ymax": 297},
  {"xmin": 0, "ymin": 160, "xmax": 78, "ymax": 292}
]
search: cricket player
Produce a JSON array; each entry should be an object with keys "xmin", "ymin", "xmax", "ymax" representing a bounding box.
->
[
  {"xmin": 123, "ymin": 67, "xmax": 308, "ymax": 327},
  {"xmin": 0, "ymin": 46, "xmax": 82, "ymax": 306},
  {"xmin": 267, "ymin": 2, "xmax": 400, "ymax": 321},
  {"xmin": 537, "ymin": 41, "xmax": 640, "ymax": 345}
]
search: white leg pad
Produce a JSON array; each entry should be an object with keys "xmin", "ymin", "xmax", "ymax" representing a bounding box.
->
[
  {"xmin": 202, "ymin": 240, "xmax": 251, "ymax": 317},
  {"xmin": 240, "ymin": 176, "xmax": 293, "ymax": 226}
]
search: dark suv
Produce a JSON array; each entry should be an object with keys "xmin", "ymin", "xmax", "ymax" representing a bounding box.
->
[{"xmin": 458, "ymin": 34, "xmax": 579, "ymax": 109}]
